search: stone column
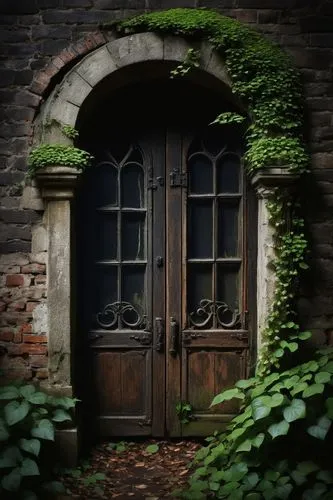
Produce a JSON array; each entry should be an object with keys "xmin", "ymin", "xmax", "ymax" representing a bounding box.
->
[
  {"xmin": 36, "ymin": 166, "xmax": 81, "ymax": 390},
  {"xmin": 251, "ymin": 167, "xmax": 300, "ymax": 353}
]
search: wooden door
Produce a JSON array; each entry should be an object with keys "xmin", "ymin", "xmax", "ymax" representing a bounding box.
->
[{"xmin": 78, "ymin": 124, "xmax": 253, "ymax": 438}]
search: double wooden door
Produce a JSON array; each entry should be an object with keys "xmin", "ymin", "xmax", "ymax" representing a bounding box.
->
[{"xmin": 79, "ymin": 125, "xmax": 252, "ymax": 437}]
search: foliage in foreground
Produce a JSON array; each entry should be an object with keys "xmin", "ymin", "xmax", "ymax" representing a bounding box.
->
[
  {"xmin": 0, "ymin": 382, "xmax": 77, "ymax": 499},
  {"xmin": 27, "ymin": 144, "xmax": 93, "ymax": 177},
  {"xmin": 178, "ymin": 347, "xmax": 333, "ymax": 499}
]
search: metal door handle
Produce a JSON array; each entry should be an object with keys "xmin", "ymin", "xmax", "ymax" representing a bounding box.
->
[
  {"xmin": 169, "ymin": 317, "xmax": 178, "ymax": 356},
  {"xmin": 155, "ymin": 317, "xmax": 164, "ymax": 352}
]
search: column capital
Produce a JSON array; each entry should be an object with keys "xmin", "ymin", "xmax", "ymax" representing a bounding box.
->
[
  {"xmin": 36, "ymin": 166, "xmax": 82, "ymax": 200},
  {"xmin": 251, "ymin": 166, "xmax": 300, "ymax": 198}
]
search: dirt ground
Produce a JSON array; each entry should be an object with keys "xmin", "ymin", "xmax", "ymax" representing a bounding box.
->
[{"xmin": 57, "ymin": 439, "xmax": 202, "ymax": 499}]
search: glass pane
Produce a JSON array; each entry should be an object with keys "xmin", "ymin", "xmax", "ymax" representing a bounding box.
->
[
  {"xmin": 121, "ymin": 213, "xmax": 145, "ymax": 261},
  {"xmin": 187, "ymin": 264, "xmax": 212, "ymax": 328},
  {"xmin": 218, "ymin": 201, "xmax": 239, "ymax": 257},
  {"xmin": 94, "ymin": 266, "xmax": 118, "ymax": 329},
  {"xmin": 217, "ymin": 265, "xmax": 239, "ymax": 311},
  {"xmin": 217, "ymin": 153, "xmax": 240, "ymax": 193},
  {"xmin": 121, "ymin": 163, "xmax": 144, "ymax": 208},
  {"xmin": 189, "ymin": 154, "xmax": 213, "ymax": 194},
  {"xmin": 188, "ymin": 200, "xmax": 213, "ymax": 259},
  {"xmin": 93, "ymin": 163, "xmax": 118, "ymax": 208},
  {"xmin": 95, "ymin": 214, "xmax": 117, "ymax": 261},
  {"xmin": 121, "ymin": 265, "xmax": 146, "ymax": 327}
]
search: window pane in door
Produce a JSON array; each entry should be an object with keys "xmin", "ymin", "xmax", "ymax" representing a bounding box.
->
[
  {"xmin": 217, "ymin": 153, "xmax": 240, "ymax": 193},
  {"xmin": 95, "ymin": 214, "xmax": 117, "ymax": 261},
  {"xmin": 218, "ymin": 201, "xmax": 240, "ymax": 257},
  {"xmin": 121, "ymin": 265, "xmax": 146, "ymax": 327},
  {"xmin": 216, "ymin": 265, "xmax": 239, "ymax": 311},
  {"xmin": 121, "ymin": 213, "xmax": 145, "ymax": 261},
  {"xmin": 188, "ymin": 200, "xmax": 213, "ymax": 259},
  {"xmin": 188, "ymin": 154, "xmax": 213, "ymax": 194},
  {"xmin": 188, "ymin": 264, "xmax": 212, "ymax": 327},
  {"xmin": 93, "ymin": 163, "xmax": 118, "ymax": 208},
  {"xmin": 94, "ymin": 266, "xmax": 118, "ymax": 328},
  {"xmin": 121, "ymin": 163, "xmax": 144, "ymax": 208}
]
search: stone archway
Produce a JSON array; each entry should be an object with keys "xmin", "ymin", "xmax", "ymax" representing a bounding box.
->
[{"xmin": 27, "ymin": 32, "xmax": 296, "ymax": 457}]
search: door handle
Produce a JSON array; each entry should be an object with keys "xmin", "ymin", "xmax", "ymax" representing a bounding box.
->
[
  {"xmin": 155, "ymin": 317, "xmax": 164, "ymax": 352},
  {"xmin": 169, "ymin": 317, "xmax": 178, "ymax": 356}
]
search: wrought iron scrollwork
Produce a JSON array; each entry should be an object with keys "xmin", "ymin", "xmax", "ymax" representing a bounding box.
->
[
  {"xmin": 96, "ymin": 301, "xmax": 146, "ymax": 330},
  {"xmin": 188, "ymin": 299, "xmax": 241, "ymax": 329}
]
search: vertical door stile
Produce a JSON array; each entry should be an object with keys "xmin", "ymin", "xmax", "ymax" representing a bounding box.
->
[
  {"xmin": 151, "ymin": 131, "xmax": 166, "ymax": 436},
  {"xmin": 166, "ymin": 129, "xmax": 182, "ymax": 436}
]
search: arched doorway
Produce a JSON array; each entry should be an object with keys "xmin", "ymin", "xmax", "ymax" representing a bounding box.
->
[{"xmin": 75, "ymin": 76, "xmax": 256, "ymax": 438}]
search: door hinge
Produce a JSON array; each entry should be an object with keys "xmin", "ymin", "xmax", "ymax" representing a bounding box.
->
[{"xmin": 169, "ymin": 168, "xmax": 187, "ymax": 188}]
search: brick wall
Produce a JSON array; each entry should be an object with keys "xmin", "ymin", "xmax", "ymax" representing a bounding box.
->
[{"xmin": 1, "ymin": 0, "xmax": 333, "ymax": 379}]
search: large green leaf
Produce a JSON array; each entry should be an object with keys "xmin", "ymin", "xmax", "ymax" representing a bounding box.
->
[
  {"xmin": 302, "ymin": 383, "xmax": 324, "ymax": 398},
  {"xmin": 211, "ymin": 388, "xmax": 244, "ymax": 407},
  {"xmin": 52, "ymin": 408, "xmax": 72, "ymax": 422},
  {"xmin": 268, "ymin": 420, "xmax": 290, "ymax": 439},
  {"xmin": 275, "ymin": 483, "xmax": 293, "ymax": 499},
  {"xmin": 4, "ymin": 400, "xmax": 30, "ymax": 426},
  {"xmin": 20, "ymin": 458, "xmax": 39, "ymax": 476},
  {"xmin": 283, "ymin": 399, "xmax": 306, "ymax": 422},
  {"xmin": 291, "ymin": 470, "xmax": 306, "ymax": 486},
  {"xmin": 265, "ymin": 470, "xmax": 280, "ymax": 482},
  {"xmin": 42, "ymin": 481, "xmax": 66, "ymax": 494},
  {"xmin": 324, "ymin": 361, "xmax": 333, "ymax": 373},
  {"xmin": 0, "ymin": 386, "xmax": 19, "ymax": 400},
  {"xmin": 251, "ymin": 433, "xmax": 265, "ymax": 448},
  {"xmin": 325, "ymin": 397, "xmax": 333, "ymax": 419},
  {"xmin": 28, "ymin": 392, "xmax": 47, "ymax": 405},
  {"xmin": 0, "ymin": 418, "xmax": 9, "ymax": 441},
  {"xmin": 245, "ymin": 494, "xmax": 261, "ymax": 500},
  {"xmin": 236, "ymin": 439, "xmax": 252, "ymax": 453},
  {"xmin": 307, "ymin": 416, "xmax": 331, "ymax": 440},
  {"xmin": 224, "ymin": 463, "xmax": 248, "ymax": 483},
  {"xmin": 314, "ymin": 372, "xmax": 331, "ymax": 384},
  {"xmin": 0, "ymin": 453, "xmax": 16, "ymax": 468},
  {"xmin": 270, "ymin": 393, "xmax": 284, "ymax": 407},
  {"xmin": 31, "ymin": 419, "xmax": 54, "ymax": 441},
  {"xmin": 20, "ymin": 385, "xmax": 36, "ymax": 399},
  {"xmin": 1, "ymin": 445, "xmax": 22, "ymax": 466},
  {"xmin": 298, "ymin": 331, "xmax": 312, "ymax": 340},
  {"xmin": 290, "ymin": 382, "xmax": 308, "ymax": 397},
  {"xmin": 251, "ymin": 397, "xmax": 271, "ymax": 421},
  {"xmin": 297, "ymin": 461, "xmax": 320, "ymax": 475},
  {"xmin": 48, "ymin": 396, "xmax": 77, "ymax": 409},
  {"xmin": 1, "ymin": 467, "xmax": 22, "ymax": 492},
  {"xmin": 317, "ymin": 470, "xmax": 333, "ymax": 484},
  {"xmin": 19, "ymin": 438, "xmax": 40, "ymax": 457},
  {"xmin": 242, "ymin": 472, "xmax": 259, "ymax": 490},
  {"xmin": 235, "ymin": 378, "xmax": 256, "ymax": 390}
]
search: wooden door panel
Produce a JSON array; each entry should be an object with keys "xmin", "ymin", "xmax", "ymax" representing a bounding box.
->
[{"xmin": 94, "ymin": 349, "xmax": 152, "ymax": 436}]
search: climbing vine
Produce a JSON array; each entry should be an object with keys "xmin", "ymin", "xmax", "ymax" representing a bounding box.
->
[{"xmin": 112, "ymin": 7, "xmax": 310, "ymax": 374}]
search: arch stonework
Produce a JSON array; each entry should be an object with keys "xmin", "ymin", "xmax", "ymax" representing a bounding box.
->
[{"xmin": 30, "ymin": 32, "xmax": 292, "ymax": 461}]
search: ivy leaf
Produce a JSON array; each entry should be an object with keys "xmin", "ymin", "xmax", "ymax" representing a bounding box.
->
[
  {"xmin": 1, "ymin": 467, "xmax": 22, "ymax": 492},
  {"xmin": 290, "ymin": 382, "xmax": 308, "ymax": 397},
  {"xmin": 302, "ymin": 384, "xmax": 324, "ymax": 398},
  {"xmin": 0, "ymin": 418, "xmax": 9, "ymax": 441},
  {"xmin": 243, "ymin": 472, "xmax": 259, "ymax": 490},
  {"xmin": 270, "ymin": 393, "xmax": 284, "ymax": 407},
  {"xmin": 251, "ymin": 398, "xmax": 271, "ymax": 421},
  {"xmin": 210, "ymin": 388, "xmax": 244, "ymax": 406},
  {"xmin": 0, "ymin": 386, "xmax": 19, "ymax": 400},
  {"xmin": 268, "ymin": 420, "xmax": 289, "ymax": 439},
  {"xmin": 235, "ymin": 378, "xmax": 256, "ymax": 390},
  {"xmin": 251, "ymin": 433, "xmax": 265, "ymax": 448},
  {"xmin": 4, "ymin": 400, "xmax": 30, "ymax": 426},
  {"xmin": 31, "ymin": 419, "xmax": 54, "ymax": 441},
  {"xmin": 314, "ymin": 372, "xmax": 331, "ymax": 384},
  {"xmin": 307, "ymin": 416, "xmax": 331, "ymax": 440},
  {"xmin": 298, "ymin": 331, "xmax": 312, "ymax": 340},
  {"xmin": 20, "ymin": 385, "xmax": 36, "ymax": 399},
  {"xmin": 283, "ymin": 399, "xmax": 306, "ymax": 422},
  {"xmin": 20, "ymin": 458, "xmax": 39, "ymax": 477},
  {"xmin": 236, "ymin": 439, "xmax": 252, "ymax": 453},
  {"xmin": 145, "ymin": 444, "xmax": 159, "ymax": 454},
  {"xmin": 42, "ymin": 481, "xmax": 66, "ymax": 494},
  {"xmin": 317, "ymin": 470, "xmax": 333, "ymax": 484},
  {"xmin": 19, "ymin": 438, "xmax": 40, "ymax": 457},
  {"xmin": 291, "ymin": 470, "xmax": 306, "ymax": 486},
  {"xmin": 297, "ymin": 461, "xmax": 320, "ymax": 475},
  {"xmin": 52, "ymin": 409, "xmax": 72, "ymax": 422},
  {"xmin": 325, "ymin": 397, "xmax": 333, "ymax": 419},
  {"xmin": 275, "ymin": 483, "xmax": 293, "ymax": 499},
  {"xmin": 28, "ymin": 392, "xmax": 47, "ymax": 405}
]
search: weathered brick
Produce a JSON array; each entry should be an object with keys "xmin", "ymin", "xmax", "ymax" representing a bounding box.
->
[
  {"xmin": 0, "ymin": 301, "xmax": 6, "ymax": 312},
  {"xmin": 20, "ymin": 343, "xmax": 47, "ymax": 355},
  {"xmin": 7, "ymin": 301, "xmax": 26, "ymax": 311},
  {"xmin": 35, "ymin": 368, "xmax": 48, "ymax": 379},
  {"xmin": 32, "ymin": 25, "xmax": 72, "ymax": 40},
  {"xmin": 0, "ymin": 209, "xmax": 40, "ymax": 224},
  {"xmin": 6, "ymin": 274, "xmax": 25, "ymax": 287},
  {"xmin": 21, "ymin": 263, "xmax": 46, "ymax": 274},
  {"xmin": 0, "ymin": 328, "xmax": 14, "ymax": 342},
  {"xmin": 0, "ymin": 0, "xmax": 38, "ymax": 14},
  {"xmin": 34, "ymin": 275, "xmax": 46, "ymax": 285},
  {"xmin": 30, "ymin": 354, "xmax": 48, "ymax": 368},
  {"xmin": 13, "ymin": 330, "xmax": 22, "ymax": 343},
  {"xmin": 0, "ymin": 241, "xmax": 31, "ymax": 254},
  {"xmin": 95, "ymin": 0, "xmax": 145, "ymax": 7},
  {"xmin": 42, "ymin": 39, "xmax": 72, "ymax": 56},
  {"xmin": 23, "ymin": 334, "xmax": 47, "ymax": 343},
  {"xmin": 26, "ymin": 302, "xmax": 38, "ymax": 312},
  {"xmin": 0, "ymin": 253, "xmax": 29, "ymax": 266},
  {"xmin": 42, "ymin": 9, "xmax": 112, "ymax": 24},
  {"xmin": 257, "ymin": 9, "xmax": 280, "ymax": 24},
  {"xmin": 235, "ymin": 9, "xmax": 257, "ymax": 23},
  {"xmin": 18, "ymin": 323, "xmax": 32, "ymax": 335},
  {"xmin": 0, "ymin": 29, "xmax": 30, "ymax": 43}
]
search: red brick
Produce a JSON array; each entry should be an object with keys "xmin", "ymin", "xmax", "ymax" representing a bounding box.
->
[
  {"xmin": 13, "ymin": 331, "xmax": 22, "ymax": 343},
  {"xmin": 19, "ymin": 323, "xmax": 32, "ymax": 334},
  {"xmin": 6, "ymin": 274, "xmax": 24, "ymax": 287},
  {"xmin": 26, "ymin": 301, "xmax": 38, "ymax": 312},
  {"xmin": 21, "ymin": 263, "xmax": 46, "ymax": 274},
  {"xmin": 50, "ymin": 56, "xmax": 66, "ymax": 70},
  {"xmin": 23, "ymin": 334, "xmax": 47, "ymax": 343},
  {"xmin": 0, "ymin": 301, "xmax": 6, "ymax": 312},
  {"xmin": 21, "ymin": 344, "xmax": 48, "ymax": 355},
  {"xmin": 0, "ymin": 328, "xmax": 14, "ymax": 342}
]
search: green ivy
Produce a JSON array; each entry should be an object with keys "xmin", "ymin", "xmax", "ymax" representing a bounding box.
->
[
  {"xmin": 0, "ymin": 382, "xmax": 77, "ymax": 499},
  {"xmin": 177, "ymin": 346, "xmax": 333, "ymax": 499},
  {"xmin": 114, "ymin": 8, "xmax": 308, "ymax": 174},
  {"xmin": 27, "ymin": 144, "xmax": 93, "ymax": 177}
]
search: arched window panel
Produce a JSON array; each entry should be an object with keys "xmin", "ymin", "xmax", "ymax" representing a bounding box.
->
[
  {"xmin": 186, "ymin": 127, "xmax": 244, "ymax": 330},
  {"xmin": 91, "ymin": 143, "xmax": 148, "ymax": 331}
]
